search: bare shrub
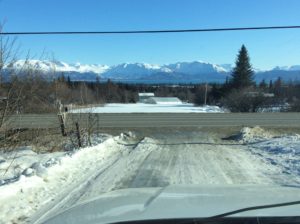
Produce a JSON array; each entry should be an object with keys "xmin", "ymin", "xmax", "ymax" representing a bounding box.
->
[{"xmin": 222, "ymin": 88, "xmax": 270, "ymax": 112}]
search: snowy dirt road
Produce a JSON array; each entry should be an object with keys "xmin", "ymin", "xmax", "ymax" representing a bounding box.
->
[
  {"xmin": 2, "ymin": 129, "xmax": 299, "ymax": 224},
  {"xmin": 78, "ymin": 133, "xmax": 274, "ymax": 202},
  {"xmin": 37, "ymin": 131, "xmax": 292, "ymax": 223}
]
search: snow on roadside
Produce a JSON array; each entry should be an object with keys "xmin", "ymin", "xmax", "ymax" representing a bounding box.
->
[
  {"xmin": 0, "ymin": 147, "xmax": 65, "ymax": 186},
  {"xmin": 0, "ymin": 134, "xmax": 134, "ymax": 224},
  {"xmin": 237, "ymin": 127, "xmax": 300, "ymax": 184},
  {"xmin": 0, "ymin": 134, "xmax": 111, "ymax": 186},
  {"xmin": 1, "ymin": 126, "xmax": 300, "ymax": 223},
  {"xmin": 236, "ymin": 126, "xmax": 274, "ymax": 143}
]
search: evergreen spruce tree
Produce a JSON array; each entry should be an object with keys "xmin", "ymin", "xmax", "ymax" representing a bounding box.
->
[
  {"xmin": 231, "ymin": 45, "xmax": 255, "ymax": 89},
  {"xmin": 274, "ymin": 77, "xmax": 283, "ymax": 97},
  {"xmin": 259, "ymin": 79, "xmax": 267, "ymax": 89},
  {"xmin": 67, "ymin": 76, "xmax": 71, "ymax": 87},
  {"xmin": 269, "ymin": 80, "xmax": 273, "ymax": 89}
]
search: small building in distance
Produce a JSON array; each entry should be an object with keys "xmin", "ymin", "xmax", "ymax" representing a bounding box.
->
[
  {"xmin": 138, "ymin": 93, "xmax": 155, "ymax": 103},
  {"xmin": 246, "ymin": 92, "xmax": 275, "ymax": 98},
  {"xmin": 145, "ymin": 97, "xmax": 182, "ymax": 105}
]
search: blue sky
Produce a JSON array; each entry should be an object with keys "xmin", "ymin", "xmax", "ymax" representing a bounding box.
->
[{"xmin": 0, "ymin": 0, "xmax": 300, "ymax": 69}]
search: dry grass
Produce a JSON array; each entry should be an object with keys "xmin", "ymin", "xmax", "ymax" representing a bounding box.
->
[{"xmin": 1, "ymin": 125, "xmax": 300, "ymax": 153}]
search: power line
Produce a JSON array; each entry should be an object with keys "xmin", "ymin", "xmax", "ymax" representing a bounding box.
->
[{"xmin": 1, "ymin": 25, "xmax": 300, "ymax": 35}]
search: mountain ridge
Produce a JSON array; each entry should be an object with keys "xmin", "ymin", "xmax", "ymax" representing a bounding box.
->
[{"xmin": 5, "ymin": 59, "xmax": 300, "ymax": 83}]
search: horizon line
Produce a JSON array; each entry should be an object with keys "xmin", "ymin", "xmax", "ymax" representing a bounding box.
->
[{"xmin": 10, "ymin": 59, "xmax": 299, "ymax": 71}]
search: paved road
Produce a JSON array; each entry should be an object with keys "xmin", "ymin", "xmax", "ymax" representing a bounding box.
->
[
  {"xmin": 4, "ymin": 113, "xmax": 300, "ymax": 129},
  {"xmin": 68, "ymin": 113, "xmax": 300, "ymax": 128},
  {"xmin": 4, "ymin": 114, "xmax": 61, "ymax": 129}
]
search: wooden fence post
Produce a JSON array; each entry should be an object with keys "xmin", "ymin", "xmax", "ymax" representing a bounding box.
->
[
  {"xmin": 58, "ymin": 113, "xmax": 67, "ymax": 136},
  {"xmin": 75, "ymin": 122, "xmax": 82, "ymax": 148}
]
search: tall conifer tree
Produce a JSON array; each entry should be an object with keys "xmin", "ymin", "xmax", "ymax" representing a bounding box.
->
[{"xmin": 231, "ymin": 45, "xmax": 254, "ymax": 89}]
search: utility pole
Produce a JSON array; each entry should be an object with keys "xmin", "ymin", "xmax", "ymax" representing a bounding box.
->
[{"xmin": 204, "ymin": 83, "xmax": 208, "ymax": 105}]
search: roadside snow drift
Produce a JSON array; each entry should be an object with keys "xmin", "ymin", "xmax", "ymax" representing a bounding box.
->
[
  {"xmin": 239, "ymin": 127, "xmax": 300, "ymax": 182},
  {"xmin": 0, "ymin": 136, "xmax": 132, "ymax": 224}
]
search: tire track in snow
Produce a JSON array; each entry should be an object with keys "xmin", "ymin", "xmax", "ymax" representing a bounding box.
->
[
  {"xmin": 77, "ymin": 138, "xmax": 157, "ymax": 202},
  {"xmin": 77, "ymin": 134, "xmax": 277, "ymax": 206},
  {"xmin": 39, "ymin": 132, "xmax": 285, "ymax": 222}
]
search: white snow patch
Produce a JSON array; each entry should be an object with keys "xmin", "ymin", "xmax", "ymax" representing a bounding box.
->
[
  {"xmin": 0, "ymin": 136, "xmax": 130, "ymax": 224},
  {"xmin": 247, "ymin": 134, "xmax": 300, "ymax": 183},
  {"xmin": 236, "ymin": 126, "xmax": 274, "ymax": 143},
  {"xmin": 69, "ymin": 103, "xmax": 224, "ymax": 113},
  {"xmin": 0, "ymin": 147, "xmax": 64, "ymax": 185},
  {"xmin": 235, "ymin": 126, "xmax": 300, "ymax": 184},
  {"xmin": 113, "ymin": 131, "xmax": 141, "ymax": 145}
]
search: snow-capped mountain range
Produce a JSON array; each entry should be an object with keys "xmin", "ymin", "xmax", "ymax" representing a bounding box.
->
[
  {"xmin": 10, "ymin": 60, "xmax": 228, "ymax": 74},
  {"xmin": 5, "ymin": 59, "xmax": 300, "ymax": 83},
  {"xmin": 11, "ymin": 60, "xmax": 110, "ymax": 74}
]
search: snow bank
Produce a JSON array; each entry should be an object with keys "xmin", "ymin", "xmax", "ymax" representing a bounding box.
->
[
  {"xmin": 0, "ymin": 135, "xmax": 132, "ymax": 224},
  {"xmin": 236, "ymin": 126, "xmax": 274, "ymax": 143},
  {"xmin": 69, "ymin": 103, "xmax": 224, "ymax": 113},
  {"xmin": 114, "ymin": 131, "xmax": 139, "ymax": 144},
  {"xmin": 0, "ymin": 147, "xmax": 64, "ymax": 186},
  {"xmin": 0, "ymin": 134, "xmax": 111, "ymax": 185},
  {"xmin": 248, "ymin": 134, "xmax": 300, "ymax": 182},
  {"xmin": 235, "ymin": 126, "xmax": 300, "ymax": 184}
]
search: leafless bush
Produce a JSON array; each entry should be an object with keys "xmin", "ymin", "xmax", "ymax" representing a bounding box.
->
[
  {"xmin": 66, "ymin": 106, "xmax": 100, "ymax": 149},
  {"xmin": 0, "ymin": 24, "xmax": 22, "ymax": 151},
  {"xmin": 221, "ymin": 88, "xmax": 271, "ymax": 112},
  {"xmin": 289, "ymin": 99, "xmax": 300, "ymax": 112}
]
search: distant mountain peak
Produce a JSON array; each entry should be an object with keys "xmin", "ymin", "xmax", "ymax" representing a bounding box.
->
[
  {"xmin": 165, "ymin": 60, "xmax": 228, "ymax": 75},
  {"xmin": 272, "ymin": 65, "xmax": 300, "ymax": 71},
  {"xmin": 9, "ymin": 60, "xmax": 109, "ymax": 74},
  {"xmin": 5, "ymin": 59, "xmax": 300, "ymax": 83}
]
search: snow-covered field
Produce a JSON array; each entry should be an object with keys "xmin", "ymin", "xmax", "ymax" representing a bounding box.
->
[
  {"xmin": 69, "ymin": 103, "xmax": 224, "ymax": 113},
  {"xmin": 0, "ymin": 127, "xmax": 300, "ymax": 223}
]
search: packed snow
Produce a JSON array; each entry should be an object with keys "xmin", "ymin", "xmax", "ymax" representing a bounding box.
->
[
  {"xmin": 0, "ymin": 127, "xmax": 300, "ymax": 223},
  {"xmin": 69, "ymin": 103, "xmax": 224, "ymax": 113}
]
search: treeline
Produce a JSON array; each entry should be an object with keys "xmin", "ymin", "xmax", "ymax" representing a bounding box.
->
[{"xmin": 1, "ymin": 72, "xmax": 299, "ymax": 114}]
